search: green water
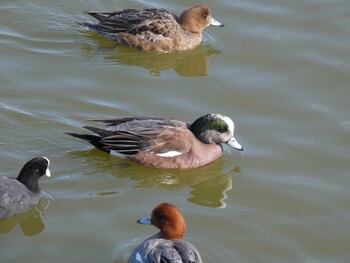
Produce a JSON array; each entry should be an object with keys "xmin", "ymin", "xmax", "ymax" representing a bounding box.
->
[{"xmin": 1, "ymin": 0, "xmax": 349, "ymax": 262}]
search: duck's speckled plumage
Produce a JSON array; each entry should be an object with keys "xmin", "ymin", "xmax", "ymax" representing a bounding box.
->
[
  {"xmin": 77, "ymin": 5, "xmax": 224, "ymax": 52},
  {"xmin": 129, "ymin": 203, "xmax": 203, "ymax": 263},
  {"xmin": 66, "ymin": 114, "xmax": 243, "ymax": 169}
]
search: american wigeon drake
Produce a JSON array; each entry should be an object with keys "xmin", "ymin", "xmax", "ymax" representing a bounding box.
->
[
  {"xmin": 129, "ymin": 203, "xmax": 203, "ymax": 263},
  {"xmin": 77, "ymin": 5, "xmax": 224, "ymax": 52},
  {"xmin": 66, "ymin": 114, "xmax": 243, "ymax": 169},
  {"xmin": 0, "ymin": 157, "xmax": 51, "ymax": 219}
]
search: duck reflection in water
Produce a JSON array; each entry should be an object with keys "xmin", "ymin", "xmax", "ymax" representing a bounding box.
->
[
  {"xmin": 68, "ymin": 149, "xmax": 241, "ymax": 208},
  {"xmin": 0, "ymin": 199, "xmax": 49, "ymax": 236},
  {"xmin": 80, "ymin": 35, "xmax": 220, "ymax": 77}
]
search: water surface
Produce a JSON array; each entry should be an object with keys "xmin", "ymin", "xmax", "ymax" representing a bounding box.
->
[{"xmin": 1, "ymin": 0, "xmax": 349, "ymax": 262}]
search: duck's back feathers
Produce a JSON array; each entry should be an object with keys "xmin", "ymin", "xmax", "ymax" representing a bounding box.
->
[
  {"xmin": 131, "ymin": 239, "xmax": 203, "ymax": 263},
  {"xmin": 91, "ymin": 116, "xmax": 188, "ymax": 129},
  {"xmin": 80, "ymin": 9, "xmax": 179, "ymax": 42},
  {"xmin": 0, "ymin": 177, "xmax": 38, "ymax": 219},
  {"xmin": 67, "ymin": 117, "xmax": 189, "ymax": 156}
]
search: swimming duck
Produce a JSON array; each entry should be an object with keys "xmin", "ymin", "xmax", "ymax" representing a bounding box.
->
[
  {"xmin": 0, "ymin": 157, "xmax": 51, "ymax": 220},
  {"xmin": 129, "ymin": 203, "xmax": 203, "ymax": 263},
  {"xmin": 77, "ymin": 5, "xmax": 224, "ymax": 52},
  {"xmin": 66, "ymin": 113, "xmax": 243, "ymax": 169}
]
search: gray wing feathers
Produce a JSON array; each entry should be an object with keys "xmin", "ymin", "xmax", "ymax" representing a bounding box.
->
[
  {"xmin": 135, "ymin": 239, "xmax": 203, "ymax": 263},
  {"xmin": 0, "ymin": 177, "xmax": 38, "ymax": 219}
]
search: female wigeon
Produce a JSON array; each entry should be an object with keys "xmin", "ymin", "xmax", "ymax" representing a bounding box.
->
[
  {"xmin": 77, "ymin": 5, "xmax": 224, "ymax": 52},
  {"xmin": 66, "ymin": 113, "xmax": 243, "ymax": 169},
  {"xmin": 129, "ymin": 203, "xmax": 203, "ymax": 263},
  {"xmin": 0, "ymin": 157, "xmax": 51, "ymax": 219}
]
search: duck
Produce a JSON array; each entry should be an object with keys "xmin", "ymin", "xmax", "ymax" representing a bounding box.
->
[
  {"xmin": 66, "ymin": 113, "xmax": 243, "ymax": 169},
  {"xmin": 77, "ymin": 5, "xmax": 224, "ymax": 52},
  {"xmin": 0, "ymin": 157, "xmax": 51, "ymax": 220},
  {"xmin": 129, "ymin": 203, "xmax": 203, "ymax": 263}
]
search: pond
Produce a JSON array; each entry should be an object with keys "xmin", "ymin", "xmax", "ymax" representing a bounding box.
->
[{"xmin": 1, "ymin": 0, "xmax": 349, "ymax": 262}]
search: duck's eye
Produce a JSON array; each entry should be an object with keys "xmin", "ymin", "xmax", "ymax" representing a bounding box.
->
[
  {"xmin": 215, "ymin": 121, "xmax": 228, "ymax": 133},
  {"xmin": 202, "ymin": 11, "xmax": 209, "ymax": 19},
  {"xmin": 154, "ymin": 211, "xmax": 165, "ymax": 220},
  {"xmin": 218, "ymin": 126, "xmax": 228, "ymax": 133}
]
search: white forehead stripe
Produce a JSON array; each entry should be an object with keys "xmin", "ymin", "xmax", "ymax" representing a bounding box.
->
[
  {"xmin": 156, "ymin": 151, "xmax": 183, "ymax": 157},
  {"xmin": 221, "ymin": 116, "xmax": 234, "ymax": 134},
  {"xmin": 43, "ymin": 156, "xmax": 50, "ymax": 166}
]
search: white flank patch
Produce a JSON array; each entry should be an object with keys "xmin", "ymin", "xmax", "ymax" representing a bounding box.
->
[{"xmin": 156, "ymin": 151, "xmax": 183, "ymax": 157}]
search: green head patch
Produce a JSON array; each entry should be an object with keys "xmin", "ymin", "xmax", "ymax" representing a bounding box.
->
[{"xmin": 204, "ymin": 118, "xmax": 228, "ymax": 133}]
